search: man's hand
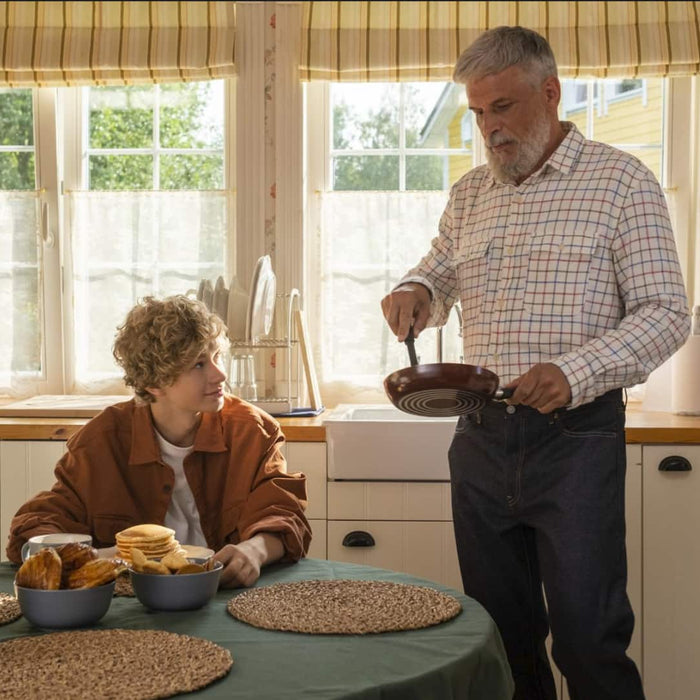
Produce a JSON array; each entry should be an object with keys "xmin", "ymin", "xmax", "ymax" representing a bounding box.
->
[
  {"xmin": 504, "ymin": 363, "xmax": 571, "ymax": 414},
  {"xmin": 380, "ymin": 283, "xmax": 431, "ymax": 342},
  {"xmin": 214, "ymin": 533, "xmax": 284, "ymax": 589}
]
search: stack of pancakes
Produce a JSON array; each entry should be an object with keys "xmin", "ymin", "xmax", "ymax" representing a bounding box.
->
[{"xmin": 115, "ymin": 524, "xmax": 185, "ymax": 563}]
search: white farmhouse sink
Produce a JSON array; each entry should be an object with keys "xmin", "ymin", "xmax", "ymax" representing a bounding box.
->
[{"xmin": 323, "ymin": 404, "xmax": 457, "ymax": 481}]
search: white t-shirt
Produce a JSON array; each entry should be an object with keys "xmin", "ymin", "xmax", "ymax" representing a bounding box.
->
[{"xmin": 156, "ymin": 431, "xmax": 208, "ymax": 547}]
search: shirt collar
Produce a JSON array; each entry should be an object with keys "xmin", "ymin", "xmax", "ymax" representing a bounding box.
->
[
  {"xmin": 483, "ymin": 121, "xmax": 583, "ymax": 188},
  {"xmin": 129, "ymin": 402, "xmax": 227, "ymax": 465}
]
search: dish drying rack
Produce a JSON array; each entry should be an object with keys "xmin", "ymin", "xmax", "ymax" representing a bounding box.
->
[{"xmin": 229, "ymin": 289, "xmax": 319, "ymax": 416}]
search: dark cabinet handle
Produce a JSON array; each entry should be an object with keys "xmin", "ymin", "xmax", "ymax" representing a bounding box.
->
[
  {"xmin": 342, "ymin": 530, "xmax": 376, "ymax": 547},
  {"xmin": 658, "ymin": 456, "xmax": 692, "ymax": 472}
]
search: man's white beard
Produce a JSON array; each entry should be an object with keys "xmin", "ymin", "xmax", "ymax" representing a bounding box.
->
[{"xmin": 486, "ymin": 118, "xmax": 552, "ymax": 184}]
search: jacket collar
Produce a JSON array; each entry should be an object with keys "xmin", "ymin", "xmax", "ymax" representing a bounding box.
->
[{"xmin": 128, "ymin": 401, "xmax": 227, "ymax": 466}]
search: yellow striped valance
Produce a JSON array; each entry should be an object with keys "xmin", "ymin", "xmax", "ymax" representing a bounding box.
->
[
  {"xmin": 0, "ymin": 1, "xmax": 236, "ymax": 86},
  {"xmin": 300, "ymin": 1, "xmax": 700, "ymax": 81}
]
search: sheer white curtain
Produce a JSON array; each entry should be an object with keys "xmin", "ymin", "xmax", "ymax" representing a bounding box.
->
[
  {"xmin": 0, "ymin": 191, "xmax": 42, "ymax": 396},
  {"xmin": 314, "ymin": 190, "xmax": 461, "ymax": 406},
  {"xmin": 69, "ymin": 190, "xmax": 229, "ymax": 392}
]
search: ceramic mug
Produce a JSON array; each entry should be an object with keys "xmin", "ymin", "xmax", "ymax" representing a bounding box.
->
[{"xmin": 21, "ymin": 533, "xmax": 93, "ymax": 561}]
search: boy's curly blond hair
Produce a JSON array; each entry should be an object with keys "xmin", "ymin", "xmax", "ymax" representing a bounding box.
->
[{"xmin": 113, "ymin": 295, "xmax": 227, "ymax": 403}]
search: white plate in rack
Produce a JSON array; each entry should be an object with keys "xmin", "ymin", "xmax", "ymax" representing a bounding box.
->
[
  {"xmin": 226, "ymin": 276, "xmax": 249, "ymax": 341},
  {"xmin": 246, "ymin": 255, "xmax": 276, "ymax": 342}
]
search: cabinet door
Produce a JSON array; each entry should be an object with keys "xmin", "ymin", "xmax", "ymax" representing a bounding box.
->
[
  {"xmin": 285, "ymin": 442, "xmax": 327, "ymax": 521},
  {"xmin": 0, "ymin": 441, "xmax": 66, "ymax": 561},
  {"xmin": 327, "ymin": 520, "xmax": 463, "ymax": 591},
  {"xmin": 557, "ymin": 445, "xmax": 642, "ymax": 700},
  {"xmin": 642, "ymin": 445, "xmax": 700, "ymax": 700},
  {"xmin": 285, "ymin": 442, "xmax": 327, "ymax": 558}
]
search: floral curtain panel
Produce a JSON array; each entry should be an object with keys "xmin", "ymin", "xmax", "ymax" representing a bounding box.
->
[
  {"xmin": 300, "ymin": 1, "xmax": 700, "ymax": 81},
  {"xmin": 0, "ymin": 1, "xmax": 236, "ymax": 86}
]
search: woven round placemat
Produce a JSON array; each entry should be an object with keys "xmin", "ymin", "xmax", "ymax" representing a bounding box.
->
[
  {"xmin": 0, "ymin": 629, "xmax": 233, "ymax": 699},
  {"xmin": 227, "ymin": 579, "xmax": 462, "ymax": 634},
  {"xmin": 0, "ymin": 593, "xmax": 21, "ymax": 626}
]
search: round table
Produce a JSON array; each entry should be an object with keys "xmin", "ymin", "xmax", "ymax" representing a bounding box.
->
[{"xmin": 0, "ymin": 558, "xmax": 514, "ymax": 699}]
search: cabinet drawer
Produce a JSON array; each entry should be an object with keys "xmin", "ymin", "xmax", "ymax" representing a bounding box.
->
[
  {"xmin": 327, "ymin": 520, "xmax": 462, "ymax": 591},
  {"xmin": 328, "ymin": 482, "xmax": 452, "ymax": 521}
]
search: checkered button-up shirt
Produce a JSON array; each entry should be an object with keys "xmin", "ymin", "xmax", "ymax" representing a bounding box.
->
[{"xmin": 401, "ymin": 123, "xmax": 690, "ymax": 408}]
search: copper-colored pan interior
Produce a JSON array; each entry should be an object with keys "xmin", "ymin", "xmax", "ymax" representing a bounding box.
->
[{"xmin": 384, "ymin": 363, "xmax": 502, "ymax": 417}]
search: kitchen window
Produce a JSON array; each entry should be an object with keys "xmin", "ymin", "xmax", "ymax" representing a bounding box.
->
[
  {"xmin": 306, "ymin": 77, "xmax": 688, "ymax": 405},
  {"xmin": 0, "ymin": 80, "xmax": 235, "ymax": 397}
]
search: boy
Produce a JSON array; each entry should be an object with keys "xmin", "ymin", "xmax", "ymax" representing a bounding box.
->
[{"xmin": 7, "ymin": 295, "xmax": 311, "ymax": 588}]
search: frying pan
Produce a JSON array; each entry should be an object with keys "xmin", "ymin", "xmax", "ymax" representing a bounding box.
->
[{"xmin": 383, "ymin": 328, "xmax": 514, "ymax": 417}]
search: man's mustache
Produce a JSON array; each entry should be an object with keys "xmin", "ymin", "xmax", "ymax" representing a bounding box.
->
[{"xmin": 487, "ymin": 134, "xmax": 515, "ymax": 149}]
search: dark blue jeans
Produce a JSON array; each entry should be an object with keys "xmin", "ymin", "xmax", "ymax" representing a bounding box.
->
[{"xmin": 448, "ymin": 390, "xmax": 644, "ymax": 700}]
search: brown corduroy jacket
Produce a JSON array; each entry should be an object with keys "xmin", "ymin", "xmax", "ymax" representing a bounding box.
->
[{"xmin": 6, "ymin": 396, "xmax": 311, "ymax": 564}]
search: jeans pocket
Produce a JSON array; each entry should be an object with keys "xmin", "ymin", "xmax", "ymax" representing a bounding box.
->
[{"xmin": 554, "ymin": 401, "xmax": 620, "ymax": 439}]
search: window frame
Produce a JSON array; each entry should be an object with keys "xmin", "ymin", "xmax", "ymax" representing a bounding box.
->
[
  {"xmin": 17, "ymin": 80, "xmax": 236, "ymax": 395},
  {"xmin": 303, "ymin": 76, "xmax": 695, "ymax": 404}
]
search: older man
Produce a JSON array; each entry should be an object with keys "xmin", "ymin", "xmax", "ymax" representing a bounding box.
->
[{"xmin": 381, "ymin": 26, "xmax": 689, "ymax": 700}]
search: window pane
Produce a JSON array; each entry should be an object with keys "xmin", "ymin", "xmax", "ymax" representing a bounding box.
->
[
  {"xmin": 406, "ymin": 155, "xmax": 450, "ymax": 190},
  {"xmin": 88, "ymin": 86, "xmax": 154, "ymax": 149},
  {"xmin": 0, "ymin": 89, "xmax": 34, "ymax": 146},
  {"xmin": 560, "ymin": 80, "xmax": 591, "ymax": 134},
  {"xmin": 592, "ymin": 79, "xmax": 664, "ymax": 182},
  {"xmin": 160, "ymin": 82, "xmax": 224, "ymax": 149},
  {"xmin": 333, "ymin": 155, "xmax": 399, "ymax": 190},
  {"xmin": 331, "ymin": 84, "xmax": 399, "ymax": 149},
  {"xmin": 161, "ymin": 154, "xmax": 223, "ymax": 189},
  {"xmin": 0, "ymin": 88, "xmax": 35, "ymax": 189},
  {"xmin": 70, "ymin": 191, "xmax": 227, "ymax": 383},
  {"xmin": 405, "ymin": 83, "xmax": 454, "ymax": 148},
  {"xmin": 0, "ymin": 152, "xmax": 35, "ymax": 190},
  {"xmin": 89, "ymin": 155, "xmax": 153, "ymax": 190},
  {"xmin": 0, "ymin": 193, "xmax": 41, "ymax": 379}
]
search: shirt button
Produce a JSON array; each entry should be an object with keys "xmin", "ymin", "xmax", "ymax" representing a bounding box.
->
[
  {"xmin": 163, "ymin": 484, "xmax": 172, "ymax": 494},
  {"xmin": 492, "ymin": 352, "xmax": 500, "ymax": 361},
  {"xmin": 506, "ymin": 405, "xmax": 516, "ymax": 414},
  {"xmin": 512, "ymin": 195, "xmax": 523, "ymax": 204},
  {"xmin": 505, "ymin": 246, "xmax": 514, "ymax": 255}
]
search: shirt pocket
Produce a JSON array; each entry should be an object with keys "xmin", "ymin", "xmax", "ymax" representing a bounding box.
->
[
  {"xmin": 524, "ymin": 226, "xmax": 599, "ymax": 317},
  {"xmin": 454, "ymin": 232, "xmax": 492, "ymax": 322}
]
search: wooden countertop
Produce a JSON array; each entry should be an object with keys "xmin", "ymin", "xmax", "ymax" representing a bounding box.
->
[{"xmin": 0, "ymin": 406, "xmax": 698, "ymax": 443}]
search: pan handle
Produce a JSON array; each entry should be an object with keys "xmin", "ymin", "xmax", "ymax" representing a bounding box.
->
[
  {"xmin": 494, "ymin": 387, "xmax": 514, "ymax": 401},
  {"xmin": 405, "ymin": 326, "xmax": 419, "ymax": 367}
]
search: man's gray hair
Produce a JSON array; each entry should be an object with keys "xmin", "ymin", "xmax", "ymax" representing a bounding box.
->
[{"xmin": 453, "ymin": 26, "xmax": 558, "ymax": 85}]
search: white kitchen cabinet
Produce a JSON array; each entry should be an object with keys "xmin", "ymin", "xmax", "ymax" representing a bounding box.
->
[
  {"xmin": 326, "ymin": 481, "xmax": 462, "ymax": 591},
  {"xmin": 285, "ymin": 442, "xmax": 327, "ymax": 559},
  {"xmin": 641, "ymin": 444, "xmax": 700, "ymax": 700},
  {"xmin": 327, "ymin": 519, "xmax": 463, "ymax": 591},
  {"xmin": 0, "ymin": 440, "xmax": 66, "ymax": 561}
]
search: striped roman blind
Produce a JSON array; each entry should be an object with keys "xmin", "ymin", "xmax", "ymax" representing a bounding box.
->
[
  {"xmin": 0, "ymin": 1, "xmax": 236, "ymax": 86},
  {"xmin": 300, "ymin": 1, "xmax": 700, "ymax": 81}
]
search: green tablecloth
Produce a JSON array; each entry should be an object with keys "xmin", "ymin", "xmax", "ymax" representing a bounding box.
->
[{"xmin": 0, "ymin": 558, "xmax": 514, "ymax": 700}]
